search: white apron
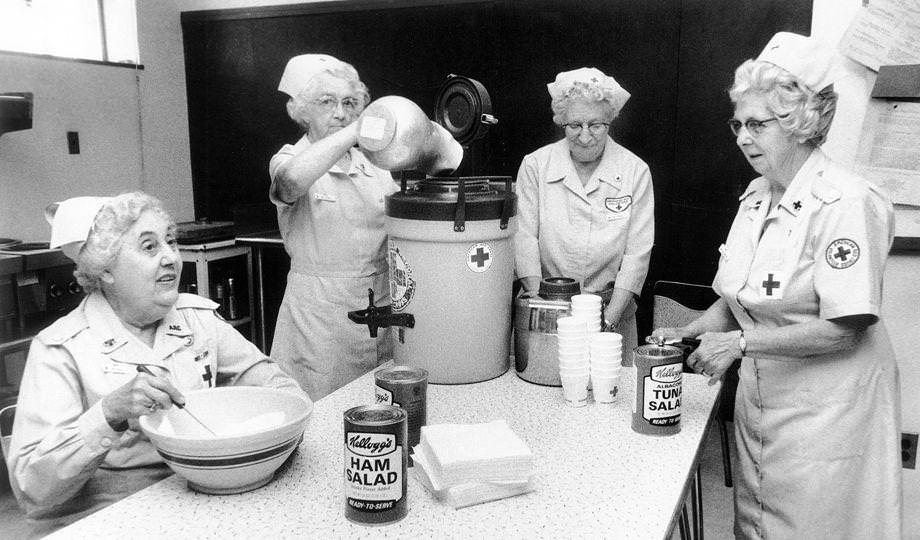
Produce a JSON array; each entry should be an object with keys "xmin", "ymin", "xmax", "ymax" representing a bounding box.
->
[
  {"xmin": 269, "ymin": 140, "xmax": 398, "ymax": 400},
  {"xmin": 713, "ymin": 150, "xmax": 901, "ymax": 539}
]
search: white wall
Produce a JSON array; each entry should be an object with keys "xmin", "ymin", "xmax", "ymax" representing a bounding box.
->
[
  {"xmin": 814, "ymin": 0, "xmax": 920, "ymax": 536},
  {"xmin": 0, "ymin": 56, "xmax": 144, "ymax": 241}
]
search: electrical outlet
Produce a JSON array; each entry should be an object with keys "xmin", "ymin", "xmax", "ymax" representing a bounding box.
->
[
  {"xmin": 67, "ymin": 131, "xmax": 80, "ymax": 154},
  {"xmin": 902, "ymin": 432, "xmax": 918, "ymax": 469}
]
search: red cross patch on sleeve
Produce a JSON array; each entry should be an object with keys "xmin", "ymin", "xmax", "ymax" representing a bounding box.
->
[{"xmin": 825, "ymin": 238, "xmax": 860, "ymax": 269}]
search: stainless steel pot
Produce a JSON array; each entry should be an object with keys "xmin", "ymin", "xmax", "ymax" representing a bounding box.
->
[{"xmin": 513, "ymin": 297, "xmax": 571, "ymax": 386}]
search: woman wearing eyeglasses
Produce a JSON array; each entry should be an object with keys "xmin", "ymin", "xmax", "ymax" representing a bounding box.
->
[
  {"xmin": 269, "ymin": 54, "xmax": 397, "ymax": 400},
  {"xmin": 653, "ymin": 32, "xmax": 901, "ymax": 538},
  {"xmin": 514, "ymin": 67, "xmax": 654, "ymax": 350}
]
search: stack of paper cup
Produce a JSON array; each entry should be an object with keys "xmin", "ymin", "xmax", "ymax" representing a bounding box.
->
[
  {"xmin": 569, "ymin": 294, "xmax": 603, "ymax": 333},
  {"xmin": 556, "ymin": 316, "xmax": 589, "ymax": 407},
  {"xmin": 590, "ymin": 332, "xmax": 623, "ymax": 404}
]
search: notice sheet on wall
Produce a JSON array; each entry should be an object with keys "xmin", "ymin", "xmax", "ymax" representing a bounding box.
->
[
  {"xmin": 856, "ymin": 101, "xmax": 920, "ymax": 206},
  {"xmin": 838, "ymin": 0, "xmax": 920, "ymax": 71}
]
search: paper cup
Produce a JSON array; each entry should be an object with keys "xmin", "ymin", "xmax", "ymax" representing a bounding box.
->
[
  {"xmin": 591, "ymin": 374, "xmax": 622, "ymax": 404},
  {"xmin": 590, "ymin": 362, "xmax": 623, "ymax": 373},
  {"xmin": 571, "ymin": 294, "xmax": 602, "ymax": 305},
  {"xmin": 591, "ymin": 366, "xmax": 622, "ymax": 378},
  {"xmin": 559, "ymin": 365, "xmax": 590, "ymax": 376},
  {"xmin": 591, "ymin": 333, "xmax": 622, "ymax": 346},
  {"xmin": 589, "ymin": 343, "xmax": 621, "ymax": 354},
  {"xmin": 560, "ymin": 373, "xmax": 590, "ymax": 407},
  {"xmin": 559, "ymin": 359, "xmax": 590, "ymax": 370},
  {"xmin": 558, "ymin": 350, "xmax": 589, "ymax": 361}
]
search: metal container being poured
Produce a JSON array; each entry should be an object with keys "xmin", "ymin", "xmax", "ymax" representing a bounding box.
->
[{"xmin": 356, "ymin": 95, "xmax": 463, "ymax": 177}]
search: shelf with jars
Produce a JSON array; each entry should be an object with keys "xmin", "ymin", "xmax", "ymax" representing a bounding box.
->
[{"xmin": 178, "ymin": 239, "xmax": 255, "ymax": 342}]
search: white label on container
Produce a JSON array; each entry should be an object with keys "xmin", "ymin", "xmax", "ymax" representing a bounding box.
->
[
  {"xmin": 388, "ymin": 241, "xmax": 415, "ymax": 311},
  {"xmin": 360, "ymin": 116, "xmax": 387, "ymax": 140},
  {"xmin": 375, "ymin": 385, "xmax": 394, "ymax": 405},
  {"xmin": 345, "ymin": 431, "xmax": 403, "ymax": 504},
  {"xmin": 466, "ymin": 242, "xmax": 493, "ymax": 273},
  {"xmin": 642, "ymin": 362, "xmax": 682, "ymax": 426}
]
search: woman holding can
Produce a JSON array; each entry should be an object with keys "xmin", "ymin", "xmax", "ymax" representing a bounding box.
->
[
  {"xmin": 653, "ymin": 32, "xmax": 901, "ymax": 538},
  {"xmin": 514, "ymin": 67, "xmax": 654, "ymax": 352}
]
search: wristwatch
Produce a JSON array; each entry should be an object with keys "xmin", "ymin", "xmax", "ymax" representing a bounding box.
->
[{"xmin": 738, "ymin": 330, "xmax": 747, "ymax": 358}]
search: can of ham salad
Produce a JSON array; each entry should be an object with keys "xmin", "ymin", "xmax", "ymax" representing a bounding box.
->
[
  {"xmin": 344, "ymin": 405, "xmax": 408, "ymax": 525},
  {"xmin": 374, "ymin": 365, "xmax": 428, "ymax": 449}
]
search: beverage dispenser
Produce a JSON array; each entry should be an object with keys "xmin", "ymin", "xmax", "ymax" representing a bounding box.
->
[{"xmin": 349, "ymin": 76, "xmax": 516, "ymax": 384}]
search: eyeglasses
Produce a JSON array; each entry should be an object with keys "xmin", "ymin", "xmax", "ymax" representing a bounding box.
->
[
  {"xmin": 563, "ymin": 122, "xmax": 610, "ymax": 135},
  {"xmin": 311, "ymin": 95, "xmax": 362, "ymax": 114},
  {"xmin": 727, "ymin": 117, "xmax": 777, "ymax": 137}
]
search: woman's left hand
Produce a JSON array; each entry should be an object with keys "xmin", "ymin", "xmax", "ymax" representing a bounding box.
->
[{"xmin": 686, "ymin": 331, "xmax": 741, "ymax": 385}]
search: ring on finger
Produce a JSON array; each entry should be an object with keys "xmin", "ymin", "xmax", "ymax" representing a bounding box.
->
[{"xmin": 147, "ymin": 402, "xmax": 159, "ymax": 412}]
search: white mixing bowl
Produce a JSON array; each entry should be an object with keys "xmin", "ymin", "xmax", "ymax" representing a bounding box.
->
[{"xmin": 139, "ymin": 386, "xmax": 312, "ymax": 495}]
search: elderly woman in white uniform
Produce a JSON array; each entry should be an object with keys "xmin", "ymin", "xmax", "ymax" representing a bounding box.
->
[
  {"xmin": 269, "ymin": 54, "xmax": 397, "ymax": 400},
  {"xmin": 515, "ymin": 67, "xmax": 654, "ymax": 350},
  {"xmin": 654, "ymin": 33, "xmax": 901, "ymax": 538},
  {"xmin": 8, "ymin": 193, "xmax": 305, "ymax": 530}
]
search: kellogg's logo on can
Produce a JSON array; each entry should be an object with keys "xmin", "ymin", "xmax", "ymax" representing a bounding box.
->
[{"xmin": 343, "ymin": 405, "xmax": 408, "ymax": 525}]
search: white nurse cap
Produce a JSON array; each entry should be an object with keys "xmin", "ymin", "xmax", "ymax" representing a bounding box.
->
[
  {"xmin": 756, "ymin": 32, "xmax": 838, "ymax": 93},
  {"xmin": 547, "ymin": 67, "xmax": 631, "ymax": 114},
  {"xmin": 44, "ymin": 196, "xmax": 112, "ymax": 261},
  {"xmin": 278, "ymin": 54, "xmax": 351, "ymax": 98}
]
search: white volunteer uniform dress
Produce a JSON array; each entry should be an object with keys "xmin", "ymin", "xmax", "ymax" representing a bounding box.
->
[
  {"xmin": 269, "ymin": 135, "xmax": 398, "ymax": 400},
  {"xmin": 713, "ymin": 149, "xmax": 901, "ymax": 539},
  {"xmin": 514, "ymin": 137, "xmax": 654, "ymax": 349},
  {"xmin": 9, "ymin": 292, "xmax": 303, "ymax": 523}
]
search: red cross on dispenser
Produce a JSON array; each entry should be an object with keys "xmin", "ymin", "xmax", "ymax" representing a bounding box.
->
[{"xmin": 466, "ymin": 242, "xmax": 493, "ymax": 273}]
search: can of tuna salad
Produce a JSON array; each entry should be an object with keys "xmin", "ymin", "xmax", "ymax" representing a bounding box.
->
[
  {"xmin": 343, "ymin": 405, "xmax": 408, "ymax": 525},
  {"xmin": 374, "ymin": 365, "xmax": 428, "ymax": 449}
]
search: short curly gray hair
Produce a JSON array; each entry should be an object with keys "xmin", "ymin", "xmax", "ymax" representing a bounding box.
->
[
  {"xmin": 286, "ymin": 63, "xmax": 370, "ymax": 135},
  {"xmin": 550, "ymin": 85, "xmax": 619, "ymax": 126},
  {"xmin": 729, "ymin": 59, "xmax": 837, "ymax": 146},
  {"xmin": 75, "ymin": 192, "xmax": 172, "ymax": 293}
]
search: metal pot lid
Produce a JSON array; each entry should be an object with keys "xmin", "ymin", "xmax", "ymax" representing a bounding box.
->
[{"xmin": 433, "ymin": 74, "xmax": 496, "ymax": 145}]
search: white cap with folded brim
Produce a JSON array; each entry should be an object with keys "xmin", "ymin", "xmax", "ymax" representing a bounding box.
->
[
  {"xmin": 45, "ymin": 196, "xmax": 112, "ymax": 261},
  {"xmin": 547, "ymin": 67, "xmax": 631, "ymax": 114},
  {"xmin": 278, "ymin": 54, "xmax": 349, "ymax": 98},
  {"xmin": 756, "ymin": 32, "xmax": 838, "ymax": 93}
]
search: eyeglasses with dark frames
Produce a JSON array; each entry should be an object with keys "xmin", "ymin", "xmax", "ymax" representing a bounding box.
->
[
  {"xmin": 563, "ymin": 122, "xmax": 610, "ymax": 135},
  {"xmin": 727, "ymin": 118, "xmax": 777, "ymax": 137}
]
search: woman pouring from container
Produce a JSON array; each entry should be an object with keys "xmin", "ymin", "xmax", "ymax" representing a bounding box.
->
[
  {"xmin": 269, "ymin": 54, "xmax": 397, "ymax": 400},
  {"xmin": 514, "ymin": 67, "xmax": 654, "ymax": 351},
  {"xmin": 653, "ymin": 33, "xmax": 901, "ymax": 538},
  {"xmin": 8, "ymin": 193, "xmax": 306, "ymax": 530}
]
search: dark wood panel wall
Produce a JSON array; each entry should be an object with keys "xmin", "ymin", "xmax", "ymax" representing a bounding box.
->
[{"xmin": 181, "ymin": 0, "xmax": 811, "ymax": 335}]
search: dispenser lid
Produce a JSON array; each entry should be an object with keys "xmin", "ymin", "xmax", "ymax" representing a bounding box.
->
[
  {"xmin": 433, "ymin": 75, "xmax": 493, "ymax": 145},
  {"xmin": 386, "ymin": 177, "xmax": 515, "ymax": 222}
]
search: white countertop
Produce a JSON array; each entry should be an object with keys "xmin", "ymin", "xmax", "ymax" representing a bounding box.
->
[{"xmin": 49, "ymin": 364, "xmax": 721, "ymax": 539}]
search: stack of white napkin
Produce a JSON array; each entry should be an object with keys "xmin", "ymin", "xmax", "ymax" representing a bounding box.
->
[{"xmin": 412, "ymin": 419, "xmax": 534, "ymax": 509}]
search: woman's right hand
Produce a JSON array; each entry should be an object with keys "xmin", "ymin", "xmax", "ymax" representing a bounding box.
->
[{"xmin": 101, "ymin": 372, "xmax": 185, "ymax": 428}]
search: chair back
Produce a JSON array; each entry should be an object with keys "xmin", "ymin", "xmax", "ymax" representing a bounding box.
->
[
  {"xmin": 0, "ymin": 404, "xmax": 15, "ymax": 460},
  {"xmin": 652, "ymin": 280, "xmax": 718, "ymax": 330}
]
